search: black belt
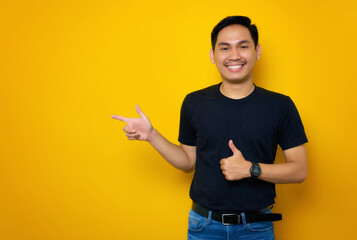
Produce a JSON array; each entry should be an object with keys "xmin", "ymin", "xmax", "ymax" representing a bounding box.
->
[{"xmin": 192, "ymin": 202, "xmax": 282, "ymax": 225}]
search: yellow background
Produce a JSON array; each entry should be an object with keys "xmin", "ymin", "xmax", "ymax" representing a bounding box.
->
[{"xmin": 1, "ymin": 0, "xmax": 356, "ymax": 239}]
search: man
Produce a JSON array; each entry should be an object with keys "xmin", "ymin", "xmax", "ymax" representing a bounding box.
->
[{"xmin": 112, "ymin": 16, "xmax": 308, "ymax": 240}]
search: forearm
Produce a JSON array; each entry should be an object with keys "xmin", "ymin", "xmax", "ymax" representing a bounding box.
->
[
  {"xmin": 147, "ymin": 128, "xmax": 195, "ymax": 172},
  {"xmin": 258, "ymin": 161, "xmax": 307, "ymax": 184}
]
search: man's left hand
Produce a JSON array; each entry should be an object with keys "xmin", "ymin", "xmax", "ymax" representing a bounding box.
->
[{"xmin": 220, "ymin": 140, "xmax": 253, "ymax": 181}]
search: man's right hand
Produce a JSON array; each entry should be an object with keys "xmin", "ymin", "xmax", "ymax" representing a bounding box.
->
[
  {"xmin": 112, "ymin": 105, "xmax": 196, "ymax": 171},
  {"xmin": 111, "ymin": 105, "xmax": 153, "ymax": 141}
]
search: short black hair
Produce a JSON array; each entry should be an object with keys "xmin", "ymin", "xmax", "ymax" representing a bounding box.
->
[{"xmin": 211, "ymin": 16, "xmax": 258, "ymax": 50}]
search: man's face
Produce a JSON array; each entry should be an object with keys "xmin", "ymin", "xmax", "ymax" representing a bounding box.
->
[{"xmin": 210, "ymin": 24, "xmax": 261, "ymax": 84}]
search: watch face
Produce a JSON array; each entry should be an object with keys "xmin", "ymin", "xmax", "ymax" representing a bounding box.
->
[{"xmin": 251, "ymin": 163, "xmax": 261, "ymax": 177}]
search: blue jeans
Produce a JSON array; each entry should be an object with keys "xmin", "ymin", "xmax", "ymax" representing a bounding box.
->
[{"xmin": 187, "ymin": 209, "xmax": 275, "ymax": 240}]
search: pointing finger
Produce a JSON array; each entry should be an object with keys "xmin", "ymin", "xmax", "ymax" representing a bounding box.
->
[{"xmin": 111, "ymin": 115, "xmax": 129, "ymax": 123}]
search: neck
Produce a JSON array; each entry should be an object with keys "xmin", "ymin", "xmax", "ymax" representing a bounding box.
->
[{"xmin": 220, "ymin": 80, "xmax": 255, "ymax": 99}]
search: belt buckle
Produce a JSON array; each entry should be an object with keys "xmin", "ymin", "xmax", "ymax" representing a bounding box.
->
[{"xmin": 222, "ymin": 214, "xmax": 241, "ymax": 225}]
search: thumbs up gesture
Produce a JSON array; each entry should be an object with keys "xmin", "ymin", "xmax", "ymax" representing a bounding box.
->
[
  {"xmin": 220, "ymin": 140, "xmax": 253, "ymax": 181},
  {"xmin": 111, "ymin": 105, "xmax": 154, "ymax": 141}
]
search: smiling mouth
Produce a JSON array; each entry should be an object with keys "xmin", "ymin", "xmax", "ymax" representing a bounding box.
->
[
  {"xmin": 227, "ymin": 65, "xmax": 243, "ymax": 69},
  {"xmin": 226, "ymin": 64, "xmax": 244, "ymax": 72}
]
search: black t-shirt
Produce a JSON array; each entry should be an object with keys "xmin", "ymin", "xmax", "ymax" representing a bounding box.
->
[{"xmin": 178, "ymin": 83, "xmax": 308, "ymax": 212}]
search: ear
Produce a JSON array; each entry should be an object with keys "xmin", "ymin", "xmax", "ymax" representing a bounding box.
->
[
  {"xmin": 256, "ymin": 44, "xmax": 261, "ymax": 60},
  {"xmin": 209, "ymin": 49, "xmax": 215, "ymax": 64}
]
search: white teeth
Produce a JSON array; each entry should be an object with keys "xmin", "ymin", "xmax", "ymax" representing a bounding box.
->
[{"xmin": 227, "ymin": 65, "xmax": 243, "ymax": 69}]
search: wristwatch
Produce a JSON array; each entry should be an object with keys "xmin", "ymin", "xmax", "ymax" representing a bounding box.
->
[{"xmin": 250, "ymin": 162, "xmax": 261, "ymax": 179}]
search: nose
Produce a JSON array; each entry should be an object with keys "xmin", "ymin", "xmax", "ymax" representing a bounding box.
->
[{"xmin": 229, "ymin": 49, "xmax": 242, "ymax": 60}]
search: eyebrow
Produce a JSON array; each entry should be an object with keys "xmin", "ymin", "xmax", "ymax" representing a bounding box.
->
[{"xmin": 217, "ymin": 40, "xmax": 251, "ymax": 46}]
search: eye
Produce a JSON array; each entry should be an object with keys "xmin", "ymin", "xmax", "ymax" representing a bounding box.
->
[
  {"xmin": 241, "ymin": 45, "xmax": 249, "ymax": 49},
  {"xmin": 220, "ymin": 47, "xmax": 229, "ymax": 51}
]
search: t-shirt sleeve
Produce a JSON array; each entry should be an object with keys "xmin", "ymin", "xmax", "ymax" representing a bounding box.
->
[
  {"xmin": 178, "ymin": 96, "xmax": 196, "ymax": 146},
  {"xmin": 278, "ymin": 97, "xmax": 308, "ymax": 150}
]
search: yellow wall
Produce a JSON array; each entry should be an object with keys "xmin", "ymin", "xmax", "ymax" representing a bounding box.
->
[{"xmin": 1, "ymin": 0, "xmax": 356, "ymax": 239}]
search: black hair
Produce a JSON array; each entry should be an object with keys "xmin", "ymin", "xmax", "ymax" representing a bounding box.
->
[{"xmin": 211, "ymin": 16, "xmax": 258, "ymax": 50}]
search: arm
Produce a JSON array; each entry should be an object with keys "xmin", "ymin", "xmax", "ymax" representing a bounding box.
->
[
  {"xmin": 112, "ymin": 105, "xmax": 196, "ymax": 172},
  {"xmin": 220, "ymin": 140, "xmax": 307, "ymax": 184},
  {"xmin": 259, "ymin": 144, "xmax": 307, "ymax": 184},
  {"xmin": 148, "ymin": 129, "xmax": 196, "ymax": 172}
]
